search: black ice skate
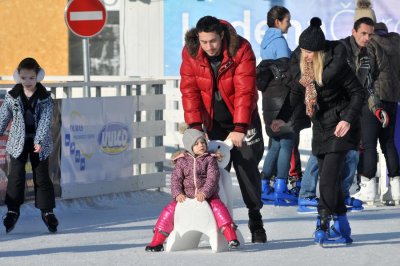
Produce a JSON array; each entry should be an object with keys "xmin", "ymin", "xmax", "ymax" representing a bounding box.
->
[
  {"xmin": 248, "ymin": 220, "xmax": 267, "ymax": 243},
  {"xmin": 145, "ymin": 244, "xmax": 164, "ymax": 252},
  {"xmin": 228, "ymin": 239, "xmax": 240, "ymax": 249},
  {"xmin": 41, "ymin": 211, "xmax": 59, "ymax": 233},
  {"xmin": 3, "ymin": 211, "xmax": 20, "ymax": 233}
]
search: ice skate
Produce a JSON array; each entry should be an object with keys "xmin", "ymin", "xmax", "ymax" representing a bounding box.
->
[
  {"xmin": 345, "ymin": 196, "xmax": 364, "ymax": 212},
  {"xmin": 313, "ymin": 210, "xmax": 330, "ymax": 245},
  {"xmin": 273, "ymin": 178, "xmax": 298, "ymax": 206},
  {"xmin": 314, "ymin": 210, "xmax": 352, "ymax": 246},
  {"xmin": 261, "ymin": 179, "xmax": 275, "ymax": 204},
  {"xmin": 297, "ymin": 197, "xmax": 318, "ymax": 214},
  {"xmin": 352, "ymin": 176, "xmax": 376, "ymax": 206},
  {"xmin": 3, "ymin": 211, "xmax": 20, "ymax": 233},
  {"xmin": 390, "ymin": 176, "xmax": 400, "ymax": 205},
  {"xmin": 41, "ymin": 211, "xmax": 59, "ymax": 233},
  {"xmin": 328, "ymin": 214, "xmax": 353, "ymax": 245},
  {"xmin": 288, "ymin": 178, "xmax": 301, "ymax": 197}
]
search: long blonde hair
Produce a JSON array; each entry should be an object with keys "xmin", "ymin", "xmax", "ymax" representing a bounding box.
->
[{"xmin": 300, "ymin": 50, "xmax": 325, "ymax": 86}]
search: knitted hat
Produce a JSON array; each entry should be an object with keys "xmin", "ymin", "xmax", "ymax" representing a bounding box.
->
[
  {"xmin": 299, "ymin": 17, "xmax": 325, "ymax": 51},
  {"xmin": 182, "ymin": 128, "xmax": 207, "ymax": 156},
  {"xmin": 354, "ymin": 0, "xmax": 376, "ymax": 22},
  {"xmin": 375, "ymin": 22, "xmax": 388, "ymax": 33}
]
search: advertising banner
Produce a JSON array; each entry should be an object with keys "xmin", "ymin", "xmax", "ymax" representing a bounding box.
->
[
  {"xmin": 61, "ymin": 97, "xmax": 135, "ymax": 184},
  {"xmin": 164, "ymin": 0, "xmax": 400, "ymax": 75}
]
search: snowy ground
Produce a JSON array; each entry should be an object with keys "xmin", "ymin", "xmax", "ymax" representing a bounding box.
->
[{"xmin": 1, "ymin": 181, "xmax": 400, "ymax": 266}]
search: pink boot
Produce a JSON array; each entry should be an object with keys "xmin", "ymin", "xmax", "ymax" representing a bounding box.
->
[
  {"xmin": 145, "ymin": 230, "xmax": 167, "ymax": 252},
  {"xmin": 222, "ymin": 223, "xmax": 240, "ymax": 248},
  {"xmin": 209, "ymin": 198, "xmax": 240, "ymax": 248},
  {"xmin": 145, "ymin": 201, "xmax": 177, "ymax": 252}
]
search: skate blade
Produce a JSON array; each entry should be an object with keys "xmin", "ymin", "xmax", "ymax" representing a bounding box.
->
[
  {"xmin": 319, "ymin": 238, "xmax": 353, "ymax": 247},
  {"xmin": 347, "ymin": 206, "xmax": 364, "ymax": 212},
  {"xmin": 274, "ymin": 198, "xmax": 297, "ymax": 207},
  {"xmin": 297, "ymin": 205, "xmax": 318, "ymax": 214},
  {"xmin": 365, "ymin": 200, "xmax": 376, "ymax": 206},
  {"xmin": 261, "ymin": 199, "xmax": 276, "ymax": 205}
]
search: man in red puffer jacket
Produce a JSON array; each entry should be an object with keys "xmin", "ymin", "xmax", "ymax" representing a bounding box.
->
[{"xmin": 180, "ymin": 16, "xmax": 266, "ymax": 243}]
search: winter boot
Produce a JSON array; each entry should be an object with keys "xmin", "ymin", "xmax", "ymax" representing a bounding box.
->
[
  {"xmin": 261, "ymin": 178, "xmax": 275, "ymax": 204},
  {"xmin": 145, "ymin": 230, "xmax": 168, "ymax": 252},
  {"xmin": 390, "ymin": 176, "xmax": 400, "ymax": 205},
  {"xmin": 352, "ymin": 176, "xmax": 376, "ymax": 205},
  {"xmin": 344, "ymin": 196, "xmax": 364, "ymax": 212},
  {"xmin": 41, "ymin": 211, "xmax": 59, "ymax": 233},
  {"xmin": 297, "ymin": 196, "xmax": 318, "ymax": 214},
  {"xmin": 248, "ymin": 210, "xmax": 267, "ymax": 243},
  {"xmin": 222, "ymin": 223, "xmax": 240, "ymax": 249},
  {"xmin": 314, "ymin": 209, "xmax": 330, "ymax": 245},
  {"xmin": 3, "ymin": 210, "xmax": 20, "ymax": 233},
  {"xmin": 273, "ymin": 177, "xmax": 298, "ymax": 206}
]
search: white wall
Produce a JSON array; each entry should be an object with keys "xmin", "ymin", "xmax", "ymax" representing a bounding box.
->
[{"xmin": 120, "ymin": 0, "xmax": 164, "ymax": 77}]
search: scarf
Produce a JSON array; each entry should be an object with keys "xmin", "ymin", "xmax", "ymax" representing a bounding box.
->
[{"xmin": 299, "ymin": 62, "xmax": 318, "ymax": 117}]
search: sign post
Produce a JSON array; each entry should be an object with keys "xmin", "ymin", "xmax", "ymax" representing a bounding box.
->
[{"xmin": 64, "ymin": 0, "xmax": 107, "ymax": 97}]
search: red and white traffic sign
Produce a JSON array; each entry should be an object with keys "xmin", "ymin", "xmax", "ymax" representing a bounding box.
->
[{"xmin": 65, "ymin": 0, "xmax": 107, "ymax": 38}]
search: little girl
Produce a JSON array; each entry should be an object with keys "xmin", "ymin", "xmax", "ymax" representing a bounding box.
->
[
  {"xmin": 145, "ymin": 128, "xmax": 239, "ymax": 251},
  {"xmin": 0, "ymin": 58, "xmax": 58, "ymax": 233}
]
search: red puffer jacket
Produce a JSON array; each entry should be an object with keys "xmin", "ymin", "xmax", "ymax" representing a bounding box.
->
[{"xmin": 180, "ymin": 20, "xmax": 258, "ymax": 131}]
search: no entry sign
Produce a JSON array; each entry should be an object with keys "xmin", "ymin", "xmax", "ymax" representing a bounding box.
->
[{"xmin": 65, "ymin": 0, "xmax": 107, "ymax": 38}]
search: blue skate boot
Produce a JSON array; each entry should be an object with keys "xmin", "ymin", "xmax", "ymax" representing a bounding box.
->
[
  {"xmin": 273, "ymin": 177, "xmax": 298, "ymax": 206},
  {"xmin": 289, "ymin": 177, "xmax": 301, "ymax": 198},
  {"xmin": 329, "ymin": 214, "xmax": 353, "ymax": 244},
  {"xmin": 345, "ymin": 196, "xmax": 364, "ymax": 212},
  {"xmin": 314, "ymin": 209, "xmax": 330, "ymax": 245},
  {"xmin": 297, "ymin": 196, "xmax": 318, "ymax": 214},
  {"xmin": 261, "ymin": 178, "xmax": 275, "ymax": 204}
]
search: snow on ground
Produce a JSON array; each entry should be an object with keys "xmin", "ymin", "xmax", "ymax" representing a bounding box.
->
[{"xmin": 1, "ymin": 182, "xmax": 400, "ymax": 266}]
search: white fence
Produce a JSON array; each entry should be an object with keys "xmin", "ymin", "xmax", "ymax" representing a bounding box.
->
[{"xmin": 0, "ymin": 78, "xmax": 166, "ymax": 200}]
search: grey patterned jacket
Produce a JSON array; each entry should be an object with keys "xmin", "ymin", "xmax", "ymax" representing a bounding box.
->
[{"xmin": 0, "ymin": 83, "xmax": 53, "ymax": 160}]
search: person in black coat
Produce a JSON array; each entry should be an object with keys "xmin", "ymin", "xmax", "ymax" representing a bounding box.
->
[
  {"xmin": 256, "ymin": 57, "xmax": 310, "ymax": 204},
  {"xmin": 272, "ymin": 18, "xmax": 364, "ymax": 244}
]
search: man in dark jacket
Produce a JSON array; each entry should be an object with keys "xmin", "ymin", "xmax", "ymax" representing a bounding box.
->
[
  {"xmin": 179, "ymin": 16, "xmax": 266, "ymax": 243},
  {"xmin": 341, "ymin": 17, "xmax": 400, "ymax": 205},
  {"xmin": 368, "ymin": 22, "xmax": 400, "ymax": 203}
]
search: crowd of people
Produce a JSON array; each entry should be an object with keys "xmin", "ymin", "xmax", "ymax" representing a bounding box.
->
[
  {"xmin": 146, "ymin": 0, "xmax": 400, "ymax": 250},
  {"xmin": 1, "ymin": 0, "xmax": 398, "ymax": 252}
]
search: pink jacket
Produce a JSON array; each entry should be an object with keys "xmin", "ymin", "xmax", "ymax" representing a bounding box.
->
[{"xmin": 170, "ymin": 152, "xmax": 220, "ymax": 199}]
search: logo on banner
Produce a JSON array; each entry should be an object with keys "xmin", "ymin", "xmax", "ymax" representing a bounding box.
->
[
  {"xmin": 64, "ymin": 111, "xmax": 96, "ymax": 171},
  {"xmin": 97, "ymin": 122, "xmax": 131, "ymax": 155}
]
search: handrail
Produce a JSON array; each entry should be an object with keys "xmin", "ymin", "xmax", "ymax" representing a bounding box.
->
[{"xmin": 0, "ymin": 79, "xmax": 166, "ymax": 89}]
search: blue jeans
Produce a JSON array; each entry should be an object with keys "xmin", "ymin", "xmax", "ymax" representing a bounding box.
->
[
  {"xmin": 299, "ymin": 150, "xmax": 359, "ymax": 198},
  {"xmin": 342, "ymin": 150, "xmax": 359, "ymax": 197},
  {"xmin": 262, "ymin": 136, "xmax": 294, "ymax": 179}
]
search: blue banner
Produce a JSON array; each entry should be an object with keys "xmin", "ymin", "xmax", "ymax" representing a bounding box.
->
[{"xmin": 164, "ymin": 0, "xmax": 400, "ymax": 76}]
